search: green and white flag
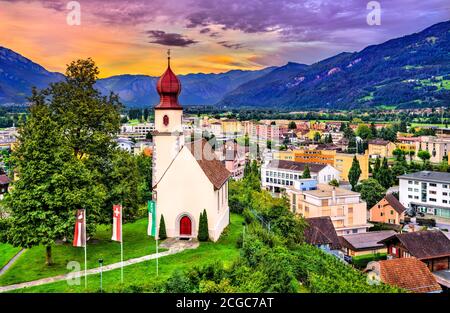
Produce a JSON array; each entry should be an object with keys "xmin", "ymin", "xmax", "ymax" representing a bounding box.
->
[{"xmin": 148, "ymin": 200, "xmax": 156, "ymax": 237}]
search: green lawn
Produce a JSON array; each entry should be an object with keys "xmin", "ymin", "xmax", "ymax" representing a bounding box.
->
[
  {"xmin": 0, "ymin": 217, "xmax": 162, "ymax": 286},
  {"xmin": 0, "ymin": 243, "xmax": 21, "ymax": 269},
  {"xmin": 11, "ymin": 213, "xmax": 244, "ymax": 293}
]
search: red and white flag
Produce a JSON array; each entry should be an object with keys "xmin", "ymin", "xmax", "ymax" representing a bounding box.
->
[
  {"xmin": 112, "ymin": 204, "xmax": 122, "ymax": 242},
  {"xmin": 73, "ymin": 209, "xmax": 86, "ymax": 247}
]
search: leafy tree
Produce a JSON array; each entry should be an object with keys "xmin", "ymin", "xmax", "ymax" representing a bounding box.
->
[
  {"xmin": 198, "ymin": 209, "xmax": 209, "ymax": 241},
  {"xmin": 328, "ymin": 179, "xmax": 339, "ymax": 187},
  {"xmin": 348, "ymin": 156, "xmax": 362, "ymax": 191},
  {"xmin": 3, "ymin": 93, "xmax": 105, "ymax": 265},
  {"xmin": 33, "ymin": 58, "xmax": 122, "ymax": 224},
  {"xmin": 266, "ymin": 140, "xmax": 272, "ymax": 150},
  {"xmin": 417, "ymin": 150, "xmax": 431, "ymax": 165},
  {"xmin": 356, "ymin": 124, "xmax": 372, "ymax": 140},
  {"xmin": 313, "ymin": 132, "xmax": 321, "ymax": 142},
  {"xmin": 104, "ymin": 150, "xmax": 142, "ymax": 222},
  {"xmin": 159, "ymin": 214, "xmax": 167, "ymax": 240},
  {"xmin": 302, "ymin": 165, "xmax": 311, "ymax": 179},
  {"xmin": 356, "ymin": 179, "xmax": 386, "ymax": 209},
  {"xmin": 288, "ymin": 121, "xmax": 297, "ymax": 130}
]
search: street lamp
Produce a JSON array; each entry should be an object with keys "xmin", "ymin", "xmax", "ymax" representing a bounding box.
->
[{"xmin": 98, "ymin": 258, "xmax": 103, "ymax": 293}]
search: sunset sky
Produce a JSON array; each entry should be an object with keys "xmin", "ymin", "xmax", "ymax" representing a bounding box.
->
[{"xmin": 1, "ymin": 0, "xmax": 449, "ymax": 77}]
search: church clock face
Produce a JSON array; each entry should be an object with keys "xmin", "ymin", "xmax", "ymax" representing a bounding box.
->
[{"xmin": 163, "ymin": 115, "xmax": 169, "ymax": 126}]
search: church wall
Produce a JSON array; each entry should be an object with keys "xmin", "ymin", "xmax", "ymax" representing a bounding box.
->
[{"xmin": 155, "ymin": 147, "xmax": 229, "ymax": 241}]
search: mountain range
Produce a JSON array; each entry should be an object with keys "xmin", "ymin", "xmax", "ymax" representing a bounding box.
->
[{"xmin": 1, "ymin": 20, "xmax": 449, "ymax": 109}]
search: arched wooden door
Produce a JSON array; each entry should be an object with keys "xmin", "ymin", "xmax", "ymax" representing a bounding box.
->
[{"xmin": 180, "ymin": 216, "xmax": 192, "ymax": 236}]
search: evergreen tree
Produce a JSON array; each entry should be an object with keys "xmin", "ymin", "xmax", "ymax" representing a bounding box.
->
[
  {"xmin": 348, "ymin": 156, "xmax": 362, "ymax": 191},
  {"xmin": 159, "ymin": 214, "xmax": 167, "ymax": 240},
  {"xmin": 302, "ymin": 165, "xmax": 311, "ymax": 179},
  {"xmin": 143, "ymin": 108, "xmax": 149, "ymax": 122},
  {"xmin": 370, "ymin": 122, "xmax": 377, "ymax": 138},
  {"xmin": 198, "ymin": 209, "xmax": 209, "ymax": 241},
  {"xmin": 378, "ymin": 157, "xmax": 393, "ymax": 189},
  {"xmin": 373, "ymin": 157, "xmax": 381, "ymax": 181}
]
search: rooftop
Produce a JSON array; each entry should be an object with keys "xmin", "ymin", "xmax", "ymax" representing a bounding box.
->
[
  {"xmin": 375, "ymin": 258, "xmax": 442, "ymax": 293},
  {"xmin": 305, "ymin": 216, "xmax": 341, "ymax": 250},
  {"xmin": 379, "ymin": 230, "xmax": 450, "ymax": 260},
  {"xmin": 398, "ymin": 171, "xmax": 450, "ymax": 183},
  {"xmin": 384, "ymin": 194, "xmax": 406, "ymax": 214},
  {"xmin": 340, "ymin": 230, "xmax": 396, "ymax": 251},
  {"xmin": 303, "ymin": 184, "xmax": 360, "ymax": 198},
  {"xmin": 265, "ymin": 160, "xmax": 327, "ymax": 173}
]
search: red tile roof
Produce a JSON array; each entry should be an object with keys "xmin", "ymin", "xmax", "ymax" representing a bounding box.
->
[
  {"xmin": 186, "ymin": 139, "xmax": 231, "ymax": 190},
  {"xmin": 378, "ymin": 258, "xmax": 441, "ymax": 293}
]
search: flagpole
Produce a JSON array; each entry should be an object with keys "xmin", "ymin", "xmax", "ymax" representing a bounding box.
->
[
  {"xmin": 121, "ymin": 204, "xmax": 124, "ymax": 284},
  {"xmin": 84, "ymin": 210, "xmax": 87, "ymax": 289}
]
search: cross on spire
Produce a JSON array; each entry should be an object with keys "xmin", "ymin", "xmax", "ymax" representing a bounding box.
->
[{"xmin": 167, "ymin": 49, "xmax": 171, "ymax": 67}]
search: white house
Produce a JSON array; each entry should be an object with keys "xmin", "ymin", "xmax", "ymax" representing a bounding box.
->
[
  {"xmin": 152, "ymin": 56, "xmax": 231, "ymax": 241},
  {"xmin": 398, "ymin": 171, "xmax": 450, "ymax": 219},
  {"xmin": 261, "ymin": 160, "xmax": 340, "ymax": 193}
]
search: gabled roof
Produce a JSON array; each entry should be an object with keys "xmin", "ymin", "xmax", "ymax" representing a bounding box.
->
[
  {"xmin": 186, "ymin": 139, "xmax": 231, "ymax": 190},
  {"xmin": 378, "ymin": 258, "xmax": 441, "ymax": 293},
  {"xmin": 379, "ymin": 231, "xmax": 450, "ymax": 259},
  {"xmin": 305, "ymin": 216, "xmax": 341, "ymax": 250},
  {"xmin": 340, "ymin": 230, "xmax": 396, "ymax": 251},
  {"xmin": 384, "ymin": 194, "xmax": 406, "ymax": 214}
]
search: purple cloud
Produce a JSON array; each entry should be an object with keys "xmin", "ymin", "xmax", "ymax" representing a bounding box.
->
[
  {"xmin": 147, "ymin": 30, "xmax": 198, "ymax": 47},
  {"xmin": 217, "ymin": 41, "xmax": 245, "ymax": 49}
]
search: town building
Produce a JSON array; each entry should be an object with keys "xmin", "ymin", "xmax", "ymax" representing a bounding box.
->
[
  {"xmin": 287, "ymin": 183, "xmax": 371, "ymax": 235},
  {"xmin": 339, "ymin": 230, "xmax": 396, "ymax": 257},
  {"xmin": 378, "ymin": 231, "xmax": 450, "ymax": 272},
  {"xmin": 261, "ymin": 160, "xmax": 340, "ymax": 193},
  {"xmin": 398, "ymin": 171, "xmax": 450, "ymax": 219},
  {"xmin": 152, "ymin": 55, "xmax": 230, "ymax": 242},
  {"xmin": 273, "ymin": 149, "xmax": 369, "ymax": 182},
  {"xmin": 369, "ymin": 194, "xmax": 406, "ymax": 225},
  {"xmin": 120, "ymin": 122, "xmax": 154, "ymax": 140},
  {"xmin": 365, "ymin": 258, "xmax": 442, "ymax": 293},
  {"xmin": 415, "ymin": 135, "xmax": 450, "ymax": 163},
  {"xmin": 368, "ymin": 139, "xmax": 396, "ymax": 158},
  {"xmin": 216, "ymin": 141, "xmax": 246, "ymax": 180}
]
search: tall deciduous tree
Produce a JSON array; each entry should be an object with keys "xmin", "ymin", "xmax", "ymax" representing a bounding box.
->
[
  {"xmin": 348, "ymin": 156, "xmax": 362, "ymax": 191},
  {"xmin": 356, "ymin": 179, "xmax": 386, "ymax": 209},
  {"xmin": 4, "ymin": 91, "xmax": 105, "ymax": 265}
]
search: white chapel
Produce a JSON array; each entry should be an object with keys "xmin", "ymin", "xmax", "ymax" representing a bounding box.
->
[{"xmin": 152, "ymin": 54, "xmax": 230, "ymax": 241}]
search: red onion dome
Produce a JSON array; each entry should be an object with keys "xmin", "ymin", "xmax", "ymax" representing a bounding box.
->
[{"xmin": 155, "ymin": 56, "xmax": 182, "ymax": 110}]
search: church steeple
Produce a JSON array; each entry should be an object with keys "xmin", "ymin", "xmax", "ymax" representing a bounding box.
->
[{"xmin": 155, "ymin": 49, "xmax": 182, "ymax": 110}]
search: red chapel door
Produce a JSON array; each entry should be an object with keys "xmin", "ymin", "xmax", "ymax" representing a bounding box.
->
[{"xmin": 180, "ymin": 216, "xmax": 192, "ymax": 236}]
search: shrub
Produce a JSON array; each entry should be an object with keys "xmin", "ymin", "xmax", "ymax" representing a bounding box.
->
[
  {"xmin": 198, "ymin": 209, "xmax": 209, "ymax": 241},
  {"xmin": 158, "ymin": 214, "xmax": 167, "ymax": 240}
]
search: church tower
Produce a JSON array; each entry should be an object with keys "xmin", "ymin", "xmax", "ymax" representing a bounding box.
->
[{"xmin": 152, "ymin": 51, "xmax": 184, "ymax": 184}]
